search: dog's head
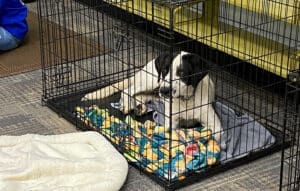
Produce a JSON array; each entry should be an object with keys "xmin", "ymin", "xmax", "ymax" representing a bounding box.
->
[{"xmin": 157, "ymin": 51, "xmax": 209, "ymax": 99}]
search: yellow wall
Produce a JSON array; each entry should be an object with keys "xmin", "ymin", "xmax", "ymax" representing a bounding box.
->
[{"xmin": 111, "ymin": 0, "xmax": 299, "ymax": 78}]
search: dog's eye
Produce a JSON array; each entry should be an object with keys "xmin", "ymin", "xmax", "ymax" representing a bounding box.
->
[
  {"xmin": 176, "ymin": 68, "xmax": 185, "ymax": 77},
  {"xmin": 178, "ymin": 71, "xmax": 184, "ymax": 77}
]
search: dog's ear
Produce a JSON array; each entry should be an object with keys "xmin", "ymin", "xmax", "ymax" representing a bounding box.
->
[
  {"xmin": 155, "ymin": 53, "xmax": 173, "ymax": 83},
  {"xmin": 182, "ymin": 53, "xmax": 209, "ymax": 88}
]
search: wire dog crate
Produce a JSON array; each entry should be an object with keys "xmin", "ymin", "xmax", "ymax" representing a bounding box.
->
[
  {"xmin": 280, "ymin": 72, "xmax": 300, "ymax": 191},
  {"xmin": 38, "ymin": 0, "xmax": 299, "ymax": 190}
]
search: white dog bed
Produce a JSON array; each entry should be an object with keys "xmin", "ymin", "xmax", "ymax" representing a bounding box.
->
[{"xmin": 0, "ymin": 132, "xmax": 128, "ymax": 191}]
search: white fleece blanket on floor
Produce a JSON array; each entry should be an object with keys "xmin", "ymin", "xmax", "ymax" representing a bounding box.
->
[{"xmin": 0, "ymin": 132, "xmax": 128, "ymax": 191}]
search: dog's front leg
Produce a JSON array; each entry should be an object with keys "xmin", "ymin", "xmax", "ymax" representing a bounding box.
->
[
  {"xmin": 163, "ymin": 100, "xmax": 180, "ymax": 129},
  {"xmin": 199, "ymin": 105, "xmax": 222, "ymax": 142},
  {"xmin": 133, "ymin": 94, "xmax": 152, "ymax": 116},
  {"xmin": 132, "ymin": 93, "xmax": 165, "ymax": 116}
]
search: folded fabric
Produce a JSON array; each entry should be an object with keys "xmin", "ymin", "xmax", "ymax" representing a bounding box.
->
[
  {"xmin": 0, "ymin": 132, "xmax": 128, "ymax": 191},
  {"xmin": 74, "ymin": 105, "xmax": 220, "ymax": 181},
  {"xmin": 214, "ymin": 102, "xmax": 276, "ymax": 162}
]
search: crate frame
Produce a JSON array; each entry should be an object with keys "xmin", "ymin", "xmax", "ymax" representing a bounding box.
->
[{"xmin": 38, "ymin": 0, "xmax": 298, "ymax": 190}]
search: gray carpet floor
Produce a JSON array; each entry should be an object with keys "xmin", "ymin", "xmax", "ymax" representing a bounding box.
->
[{"xmin": 0, "ymin": 69, "xmax": 284, "ymax": 191}]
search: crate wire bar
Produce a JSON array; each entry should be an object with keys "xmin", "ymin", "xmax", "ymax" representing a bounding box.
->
[
  {"xmin": 280, "ymin": 71, "xmax": 300, "ymax": 191},
  {"xmin": 38, "ymin": 0, "xmax": 299, "ymax": 190}
]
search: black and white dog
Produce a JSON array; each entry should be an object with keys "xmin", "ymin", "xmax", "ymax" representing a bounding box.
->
[{"xmin": 82, "ymin": 51, "xmax": 222, "ymax": 141}]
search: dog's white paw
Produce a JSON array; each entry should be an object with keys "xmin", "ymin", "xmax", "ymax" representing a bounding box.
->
[
  {"xmin": 134, "ymin": 103, "xmax": 147, "ymax": 116},
  {"xmin": 81, "ymin": 93, "xmax": 93, "ymax": 101}
]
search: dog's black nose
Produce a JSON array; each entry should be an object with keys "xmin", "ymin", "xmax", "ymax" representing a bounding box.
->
[{"xmin": 159, "ymin": 87, "xmax": 172, "ymax": 97}]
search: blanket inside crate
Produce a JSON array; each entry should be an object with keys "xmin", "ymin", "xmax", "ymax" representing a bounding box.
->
[
  {"xmin": 74, "ymin": 100, "xmax": 276, "ymax": 180},
  {"xmin": 74, "ymin": 105, "xmax": 220, "ymax": 181}
]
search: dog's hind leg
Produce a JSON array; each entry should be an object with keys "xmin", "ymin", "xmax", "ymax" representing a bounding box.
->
[
  {"xmin": 82, "ymin": 77, "xmax": 131, "ymax": 101},
  {"xmin": 126, "ymin": 63, "xmax": 160, "ymax": 96}
]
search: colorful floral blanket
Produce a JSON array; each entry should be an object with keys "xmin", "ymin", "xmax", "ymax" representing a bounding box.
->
[{"xmin": 74, "ymin": 105, "xmax": 220, "ymax": 181}]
